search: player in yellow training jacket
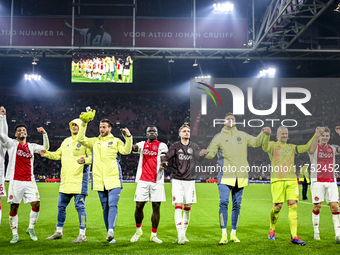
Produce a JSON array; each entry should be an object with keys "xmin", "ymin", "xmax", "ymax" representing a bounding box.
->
[
  {"xmin": 77, "ymin": 109, "xmax": 132, "ymax": 244},
  {"xmin": 203, "ymin": 113, "xmax": 271, "ymax": 244},
  {"xmin": 40, "ymin": 118, "xmax": 92, "ymax": 243},
  {"xmin": 263, "ymin": 126, "xmax": 322, "ymax": 245}
]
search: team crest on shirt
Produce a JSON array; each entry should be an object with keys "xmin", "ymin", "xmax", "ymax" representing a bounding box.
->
[
  {"xmin": 187, "ymin": 148, "xmax": 193, "ymax": 154},
  {"xmin": 315, "ymin": 196, "xmax": 319, "ymax": 201},
  {"xmin": 328, "ymin": 148, "xmax": 332, "ymax": 152},
  {"xmin": 108, "ymin": 142, "xmax": 113, "ymax": 145},
  {"xmin": 77, "ymin": 143, "xmax": 81, "ymax": 148},
  {"xmin": 152, "ymin": 145, "xmax": 157, "ymax": 150},
  {"xmin": 287, "ymin": 145, "xmax": 292, "ymax": 150},
  {"xmin": 237, "ymin": 137, "xmax": 241, "ymax": 142}
]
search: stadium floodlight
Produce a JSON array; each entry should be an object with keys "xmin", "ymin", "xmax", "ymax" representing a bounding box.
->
[
  {"xmin": 195, "ymin": 75, "xmax": 211, "ymax": 78},
  {"xmin": 193, "ymin": 60, "xmax": 198, "ymax": 66},
  {"xmin": 259, "ymin": 68, "xmax": 276, "ymax": 77},
  {"xmin": 25, "ymin": 74, "xmax": 41, "ymax": 81},
  {"xmin": 168, "ymin": 59, "xmax": 174, "ymax": 63},
  {"xmin": 213, "ymin": 2, "xmax": 234, "ymax": 13}
]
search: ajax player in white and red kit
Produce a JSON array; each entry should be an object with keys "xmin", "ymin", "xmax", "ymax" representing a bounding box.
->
[
  {"xmin": 0, "ymin": 107, "xmax": 49, "ymax": 244},
  {"xmin": 0, "ymin": 106, "xmax": 8, "ymax": 226},
  {"xmin": 308, "ymin": 127, "xmax": 340, "ymax": 243},
  {"xmin": 130, "ymin": 126, "xmax": 168, "ymax": 244}
]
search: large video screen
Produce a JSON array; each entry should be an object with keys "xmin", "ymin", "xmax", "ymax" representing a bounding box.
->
[{"xmin": 71, "ymin": 52, "xmax": 133, "ymax": 83}]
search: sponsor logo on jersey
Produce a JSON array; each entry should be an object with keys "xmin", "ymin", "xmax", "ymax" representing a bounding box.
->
[
  {"xmin": 143, "ymin": 149, "xmax": 157, "ymax": 156},
  {"xmin": 187, "ymin": 148, "xmax": 193, "ymax": 154},
  {"xmin": 17, "ymin": 149, "xmax": 32, "ymax": 159},
  {"xmin": 277, "ymin": 150, "xmax": 291, "ymax": 156},
  {"xmin": 318, "ymin": 152, "xmax": 333, "ymax": 158},
  {"xmin": 179, "ymin": 154, "xmax": 192, "ymax": 160}
]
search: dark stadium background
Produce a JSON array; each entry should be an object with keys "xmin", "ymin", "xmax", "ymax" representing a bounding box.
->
[{"xmin": 0, "ymin": 0, "xmax": 340, "ymax": 181}]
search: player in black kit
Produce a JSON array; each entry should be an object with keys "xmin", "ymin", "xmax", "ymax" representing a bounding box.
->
[{"xmin": 161, "ymin": 124, "xmax": 208, "ymax": 244}]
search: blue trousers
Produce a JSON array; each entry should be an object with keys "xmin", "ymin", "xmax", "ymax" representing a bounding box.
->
[
  {"xmin": 218, "ymin": 183, "xmax": 244, "ymax": 230},
  {"xmin": 98, "ymin": 188, "xmax": 121, "ymax": 232},
  {"xmin": 56, "ymin": 193, "xmax": 86, "ymax": 229}
]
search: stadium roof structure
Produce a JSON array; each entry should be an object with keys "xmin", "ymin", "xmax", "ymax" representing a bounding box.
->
[
  {"xmin": 0, "ymin": 0, "xmax": 340, "ymax": 87},
  {"xmin": 0, "ymin": 0, "xmax": 339, "ymax": 60}
]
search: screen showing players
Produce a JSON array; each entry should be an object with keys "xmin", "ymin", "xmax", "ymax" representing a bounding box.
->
[{"xmin": 71, "ymin": 52, "xmax": 133, "ymax": 83}]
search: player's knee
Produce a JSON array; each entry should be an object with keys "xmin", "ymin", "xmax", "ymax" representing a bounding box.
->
[
  {"xmin": 313, "ymin": 203, "xmax": 321, "ymax": 212},
  {"xmin": 136, "ymin": 202, "xmax": 144, "ymax": 212},
  {"xmin": 32, "ymin": 201, "xmax": 40, "ymax": 210},
  {"xmin": 219, "ymin": 199, "xmax": 229, "ymax": 208},
  {"xmin": 75, "ymin": 203, "xmax": 85, "ymax": 212},
  {"xmin": 330, "ymin": 203, "xmax": 339, "ymax": 212},
  {"xmin": 152, "ymin": 202, "xmax": 161, "ymax": 212},
  {"xmin": 274, "ymin": 204, "xmax": 282, "ymax": 211}
]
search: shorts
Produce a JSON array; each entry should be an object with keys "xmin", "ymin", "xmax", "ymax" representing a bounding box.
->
[
  {"xmin": 0, "ymin": 175, "xmax": 6, "ymax": 197},
  {"xmin": 134, "ymin": 180, "xmax": 165, "ymax": 202},
  {"xmin": 7, "ymin": 180, "xmax": 40, "ymax": 204},
  {"xmin": 271, "ymin": 180, "xmax": 299, "ymax": 203},
  {"xmin": 124, "ymin": 69, "xmax": 130, "ymax": 76},
  {"xmin": 311, "ymin": 181, "xmax": 339, "ymax": 204},
  {"xmin": 172, "ymin": 179, "xmax": 196, "ymax": 205}
]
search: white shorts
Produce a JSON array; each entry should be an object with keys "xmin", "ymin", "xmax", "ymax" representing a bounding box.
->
[
  {"xmin": 172, "ymin": 179, "xmax": 196, "ymax": 205},
  {"xmin": 124, "ymin": 69, "xmax": 130, "ymax": 76},
  {"xmin": 134, "ymin": 180, "xmax": 166, "ymax": 202},
  {"xmin": 100, "ymin": 69, "xmax": 105, "ymax": 74},
  {"xmin": 7, "ymin": 180, "xmax": 40, "ymax": 204},
  {"xmin": 311, "ymin": 181, "xmax": 339, "ymax": 204},
  {"xmin": 117, "ymin": 70, "xmax": 123, "ymax": 75},
  {"xmin": 0, "ymin": 175, "xmax": 6, "ymax": 197}
]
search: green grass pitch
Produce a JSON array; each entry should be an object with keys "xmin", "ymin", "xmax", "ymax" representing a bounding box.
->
[
  {"xmin": 71, "ymin": 67, "xmax": 133, "ymax": 83},
  {"xmin": 0, "ymin": 182, "xmax": 339, "ymax": 254}
]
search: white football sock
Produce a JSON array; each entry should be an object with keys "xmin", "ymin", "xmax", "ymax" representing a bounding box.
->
[
  {"xmin": 313, "ymin": 210, "xmax": 320, "ymax": 234},
  {"xmin": 9, "ymin": 214, "xmax": 18, "ymax": 235},
  {"xmin": 175, "ymin": 206, "xmax": 183, "ymax": 236},
  {"xmin": 183, "ymin": 208, "xmax": 191, "ymax": 235},
  {"xmin": 29, "ymin": 209, "xmax": 39, "ymax": 229},
  {"xmin": 332, "ymin": 212, "xmax": 340, "ymax": 236}
]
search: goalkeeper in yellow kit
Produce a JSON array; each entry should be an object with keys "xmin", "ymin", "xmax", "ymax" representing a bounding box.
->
[{"xmin": 263, "ymin": 126, "xmax": 323, "ymax": 245}]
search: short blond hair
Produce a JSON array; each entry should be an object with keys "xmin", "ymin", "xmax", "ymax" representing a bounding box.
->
[
  {"xmin": 179, "ymin": 124, "xmax": 190, "ymax": 132},
  {"xmin": 225, "ymin": 112, "xmax": 235, "ymax": 119}
]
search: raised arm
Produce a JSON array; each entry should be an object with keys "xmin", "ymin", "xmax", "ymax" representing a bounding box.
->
[
  {"xmin": 246, "ymin": 127, "xmax": 271, "ymax": 148},
  {"xmin": 117, "ymin": 128, "xmax": 133, "ymax": 155},
  {"xmin": 42, "ymin": 144, "xmax": 63, "ymax": 161},
  {"xmin": 63, "ymin": 20, "xmax": 82, "ymax": 34},
  {"xmin": 262, "ymin": 133, "xmax": 272, "ymax": 152},
  {"xmin": 309, "ymin": 127, "xmax": 323, "ymax": 154},
  {"xmin": 77, "ymin": 122, "xmax": 96, "ymax": 150},
  {"xmin": 297, "ymin": 132, "xmax": 318, "ymax": 154},
  {"xmin": 0, "ymin": 106, "xmax": 8, "ymax": 136},
  {"xmin": 0, "ymin": 110, "xmax": 14, "ymax": 149},
  {"xmin": 37, "ymin": 127, "xmax": 49, "ymax": 151}
]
